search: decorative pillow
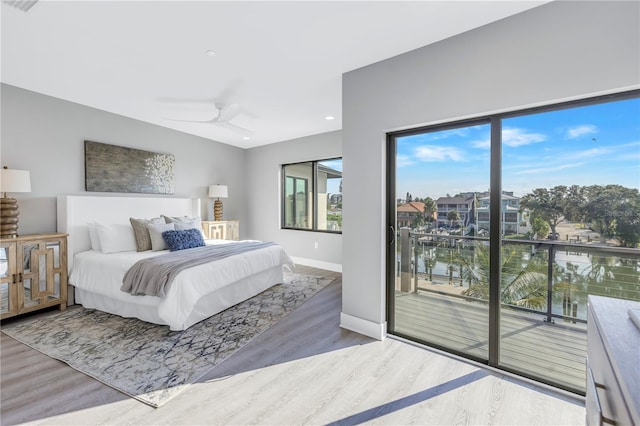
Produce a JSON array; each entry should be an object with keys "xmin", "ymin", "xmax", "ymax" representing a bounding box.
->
[
  {"xmin": 163, "ymin": 215, "xmax": 204, "ymax": 236},
  {"xmin": 87, "ymin": 222, "xmax": 102, "ymax": 252},
  {"xmin": 148, "ymin": 222, "xmax": 175, "ymax": 251},
  {"xmin": 162, "ymin": 228, "xmax": 205, "ymax": 252},
  {"xmin": 130, "ymin": 217, "xmax": 164, "ymax": 252},
  {"xmin": 94, "ymin": 222, "xmax": 137, "ymax": 253}
]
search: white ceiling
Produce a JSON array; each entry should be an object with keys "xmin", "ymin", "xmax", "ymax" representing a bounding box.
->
[{"xmin": 2, "ymin": 1, "xmax": 547, "ymax": 149}]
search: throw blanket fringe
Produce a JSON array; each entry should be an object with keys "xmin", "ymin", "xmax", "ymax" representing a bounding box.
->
[{"xmin": 122, "ymin": 241, "xmax": 276, "ymax": 297}]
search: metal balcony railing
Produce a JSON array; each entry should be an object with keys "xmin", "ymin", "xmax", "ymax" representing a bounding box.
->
[{"xmin": 397, "ymin": 228, "xmax": 640, "ymax": 324}]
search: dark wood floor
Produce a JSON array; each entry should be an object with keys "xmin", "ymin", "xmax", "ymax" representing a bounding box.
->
[
  {"xmin": 394, "ymin": 290, "xmax": 587, "ymax": 392},
  {"xmin": 0, "ymin": 266, "xmax": 584, "ymax": 425}
]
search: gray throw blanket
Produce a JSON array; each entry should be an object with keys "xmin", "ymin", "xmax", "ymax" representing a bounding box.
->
[{"xmin": 121, "ymin": 241, "xmax": 276, "ymax": 297}]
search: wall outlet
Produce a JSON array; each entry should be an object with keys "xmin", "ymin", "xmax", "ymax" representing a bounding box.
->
[{"xmin": 314, "ymin": 242, "xmax": 318, "ymax": 249}]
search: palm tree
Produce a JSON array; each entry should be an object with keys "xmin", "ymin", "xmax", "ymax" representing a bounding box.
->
[
  {"xmin": 458, "ymin": 242, "xmax": 548, "ymax": 309},
  {"xmin": 447, "ymin": 210, "xmax": 460, "ymax": 229}
]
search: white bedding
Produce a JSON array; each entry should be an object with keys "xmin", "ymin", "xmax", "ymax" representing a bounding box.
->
[{"xmin": 69, "ymin": 239, "xmax": 294, "ymax": 330}]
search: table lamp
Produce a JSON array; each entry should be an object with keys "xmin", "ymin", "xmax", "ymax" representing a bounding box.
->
[
  {"xmin": 208, "ymin": 184, "xmax": 228, "ymax": 221},
  {"xmin": 1, "ymin": 167, "xmax": 31, "ymax": 238}
]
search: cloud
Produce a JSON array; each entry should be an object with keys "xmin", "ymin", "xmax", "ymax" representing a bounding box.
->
[
  {"xmin": 471, "ymin": 138, "xmax": 490, "ymax": 149},
  {"xmin": 502, "ymin": 128, "xmax": 547, "ymax": 147},
  {"xmin": 396, "ymin": 154, "xmax": 414, "ymax": 167},
  {"xmin": 566, "ymin": 125, "xmax": 597, "ymax": 139},
  {"xmin": 515, "ymin": 162, "xmax": 585, "ymax": 175},
  {"xmin": 414, "ymin": 145, "xmax": 464, "ymax": 162},
  {"xmin": 572, "ymin": 147, "xmax": 612, "ymax": 159},
  {"xmin": 470, "ymin": 128, "xmax": 547, "ymax": 149}
]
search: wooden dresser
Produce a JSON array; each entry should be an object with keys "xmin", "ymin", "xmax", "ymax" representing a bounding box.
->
[
  {"xmin": 0, "ymin": 233, "xmax": 68, "ymax": 320},
  {"xmin": 586, "ymin": 295, "xmax": 640, "ymax": 426},
  {"xmin": 201, "ymin": 220, "xmax": 239, "ymax": 241}
]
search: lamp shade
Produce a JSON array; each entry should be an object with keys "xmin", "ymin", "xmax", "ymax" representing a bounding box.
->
[
  {"xmin": 1, "ymin": 169, "xmax": 31, "ymax": 193},
  {"xmin": 208, "ymin": 184, "xmax": 228, "ymax": 198}
]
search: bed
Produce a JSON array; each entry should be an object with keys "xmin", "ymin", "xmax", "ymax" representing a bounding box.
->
[{"xmin": 57, "ymin": 195, "xmax": 294, "ymax": 330}]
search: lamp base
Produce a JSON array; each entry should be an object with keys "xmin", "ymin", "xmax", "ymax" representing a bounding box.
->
[
  {"xmin": 0, "ymin": 197, "xmax": 19, "ymax": 238},
  {"xmin": 213, "ymin": 199, "xmax": 223, "ymax": 222}
]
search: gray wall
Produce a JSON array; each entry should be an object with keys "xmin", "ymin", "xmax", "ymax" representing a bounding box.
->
[
  {"xmin": 245, "ymin": 131, "xmax": 342, "ymax": 269},
  {"xmin": 1, "ymin": 84, "xmax": 247, "ymax": 235},
  {"xmin": 341, "ymin": 1, "xmax": 640, "ymax": 337}
]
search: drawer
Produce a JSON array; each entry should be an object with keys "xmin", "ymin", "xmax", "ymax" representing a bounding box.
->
[
  {"xmin": 586, "ymin": 367, "xmax": 603, "ymax": 426},
  {"xmin": 588, "ymin": 315, "xmax": 633, "ymax": 425}
]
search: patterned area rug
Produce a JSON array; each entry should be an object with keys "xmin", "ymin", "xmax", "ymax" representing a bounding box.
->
[{"xmin": 2, "ymin": 272, "xmax": 334, "ymax": 407}]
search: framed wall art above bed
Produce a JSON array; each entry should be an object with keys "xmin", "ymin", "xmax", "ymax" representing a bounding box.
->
[{"xmin": 84, "ymin": 140, "xmax": 175, "ymax": 194}]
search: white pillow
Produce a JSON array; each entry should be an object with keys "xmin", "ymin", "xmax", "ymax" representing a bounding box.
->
[
  {"xmin": 87, "ymin": 222, "xmax": 102, "ymax": 252},
  {"xmin": 148, "ymin": 222, "xmax": 175, "ymax": 251},
  {"xmin": 94, "ymin": 221, "xmax": 137, "ymax": 253}
]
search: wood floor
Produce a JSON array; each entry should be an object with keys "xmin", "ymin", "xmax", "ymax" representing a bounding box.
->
[{"xmin": 1, "ymin": 266, "xmax": 585, "ymax": 425}]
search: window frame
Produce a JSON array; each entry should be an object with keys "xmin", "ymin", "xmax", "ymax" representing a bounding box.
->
[{"xmin": 281, "ymin": 157, "xmax": 343, "ymax": 234}]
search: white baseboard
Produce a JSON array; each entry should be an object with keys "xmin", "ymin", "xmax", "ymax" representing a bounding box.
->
[
  {"xmin": 291, "ymin": 256, "xmax": 342, "ymax": 273},
  {"xmin": 339, "ymin": 312, "xmax": 387, "ymax": 341}
]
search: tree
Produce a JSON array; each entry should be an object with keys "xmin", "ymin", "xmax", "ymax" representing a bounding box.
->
[
  {"xmin": 459, "ymin": 242, "xmax": 548, "ymax": 309},
  {"xmin": 612, "ymin": 188, "xmax": 640, "ymax": 247},
  {"xmin": 447, "ymin": 210, "xmax": 460, "ymax": 228},
  {"xmin": 422, "ymin": 197, "xmax": 437, "ymax": 224},
  {"xmin": 520, "ymin": 186, "xmax": 567, "ymax": 239},
  {"xmin": 530, "ymin": 214, "xmax": 550, "ymax": 240},
  {"xmin": 582, "ymin": 185, "xmax": 638, "ymax": 244}
]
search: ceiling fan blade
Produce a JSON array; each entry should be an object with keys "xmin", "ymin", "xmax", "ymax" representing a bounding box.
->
[
  {"xmin": 216, "ymin": 103, "xmax": 240, "ymax": 122},
  {"xmin": 164, "ymin": 117, "xmax": 216, "ymax": 123},
  {"xmin": 220, "ymin": 122, "xmax": 254, "ymax": 135}
]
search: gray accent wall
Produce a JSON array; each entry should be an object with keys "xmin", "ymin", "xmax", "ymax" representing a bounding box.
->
[
  {"xmin": 245, "ymin": 131, "xmax": 342, "ymax": 269},
  {"xmin": 1, "ymin": 84, "xmax": 246, "ymax": 235},
  {"xmin": 341, "ymin": 1, "xmax": 640, "ymax": 337}
]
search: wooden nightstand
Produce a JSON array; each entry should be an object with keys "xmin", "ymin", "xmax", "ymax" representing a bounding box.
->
[
  {"xmin": 201, "ymin": 220, "xmax": 239, "ymax": 241},
  {"xmin": 0, "ymin": 233, "xmax": 68, "ymax": 320}
]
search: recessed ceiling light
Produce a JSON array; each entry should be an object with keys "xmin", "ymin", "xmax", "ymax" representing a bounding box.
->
[
  {"xmin": 325, "ymin": 116, "xmax": 335, "ymax": 121},
  {"xmin": 243, "ymin": 136, "xmax": 250, "ymax": 140},
  {"xmin": 206, "ymin": 50, "xmax": 216, "ymax": 56}
]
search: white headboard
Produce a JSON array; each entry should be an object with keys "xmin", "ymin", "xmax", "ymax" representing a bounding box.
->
[{"xmin": 57, "ymin": 195, "xmax": 201, "ymax": 273}]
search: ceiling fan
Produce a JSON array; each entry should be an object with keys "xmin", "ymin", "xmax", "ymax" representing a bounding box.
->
[{"xmin": 164, "ymin": 103, "xmax": 252, "ymax": 136}]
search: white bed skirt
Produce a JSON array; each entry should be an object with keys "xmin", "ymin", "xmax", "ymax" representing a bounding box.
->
[{"xmin": 75, "ymin": 266, "xmax": 284, "ymax": 330}]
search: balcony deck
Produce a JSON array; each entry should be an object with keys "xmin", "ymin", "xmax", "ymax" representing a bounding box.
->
[{"xmin": 393, "ymin": 289, "xmax": 587, "ymax": 393}]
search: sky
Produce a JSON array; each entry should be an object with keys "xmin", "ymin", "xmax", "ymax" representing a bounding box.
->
[{"xmin": 396, "ymin": 96, "xmax": 640, "ymax": 200}]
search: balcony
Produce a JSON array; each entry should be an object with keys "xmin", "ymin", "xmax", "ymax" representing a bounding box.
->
[{"xmin": 393, "ymin": 229, "xmax": 640, "ymax": 393}]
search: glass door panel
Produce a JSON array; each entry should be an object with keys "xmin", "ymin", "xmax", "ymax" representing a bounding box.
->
[
  {"xmin": 500, "ymin": 96, "xmax": 640, "ymax": 392},
  {"xmin": 388, "ymin": 121, "xmax": 492, "ymax": 361}
]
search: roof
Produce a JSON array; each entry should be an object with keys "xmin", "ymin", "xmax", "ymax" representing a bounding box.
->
[
  {"xmin": 436, "ymin": 196, "xmax": 473, "ymax": 204},
  {"xmin": 397, "ymin": 201, "xmax": 425, "ymax": 213}
]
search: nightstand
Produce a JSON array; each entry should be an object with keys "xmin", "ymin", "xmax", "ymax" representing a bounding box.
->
[{"xmin": 201, "ymin": 220, "xmax": 239, "ymax": 241}]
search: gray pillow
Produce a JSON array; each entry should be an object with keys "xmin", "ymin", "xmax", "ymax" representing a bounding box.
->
[
  {"xmin": 163, "ymin": 215, "xmax": 203, "ymax": 234},
  {"xmin": 147, "ymin": 222, "xmax": 175, "ymax": 251},
  {"xmin": 130, "ymin": 217, "xmax": 164, "ymax": 251}
]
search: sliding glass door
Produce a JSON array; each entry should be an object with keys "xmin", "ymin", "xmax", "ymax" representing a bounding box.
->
[
  {"xmin": 387, "ymin": 120, "xmax": 492, "ymax": 363},
  {"xmin": 387, "ymin": 90, "xmax": 640, "ymax": 393}
]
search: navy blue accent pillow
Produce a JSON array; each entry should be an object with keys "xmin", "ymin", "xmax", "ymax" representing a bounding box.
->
[{"xmin": 161, "ymin": 228, "xmax": 205, "ymax": 251}]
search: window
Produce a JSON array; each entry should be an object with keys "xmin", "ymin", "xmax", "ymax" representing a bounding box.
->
[{"xmin": 282, "ymin": 158, "xmax": 342, "ymax": 232}]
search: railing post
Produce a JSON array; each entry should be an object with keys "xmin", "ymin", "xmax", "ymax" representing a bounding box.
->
[
  {"xmin": 413, "ymin": 234, "xmax": 419, "ymax": 293},
  {"xmin": 546, "ymin": 244, "xmax": 554, "ymax": 323},
  {"xmin": 400, "ymin": 228, "xmax": 411, "ymax": 292}
]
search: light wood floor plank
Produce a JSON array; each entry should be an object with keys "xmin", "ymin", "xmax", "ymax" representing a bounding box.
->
[{"xmin": 1, "ymin": 266, "xmax": 584, "ymax": 425}]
